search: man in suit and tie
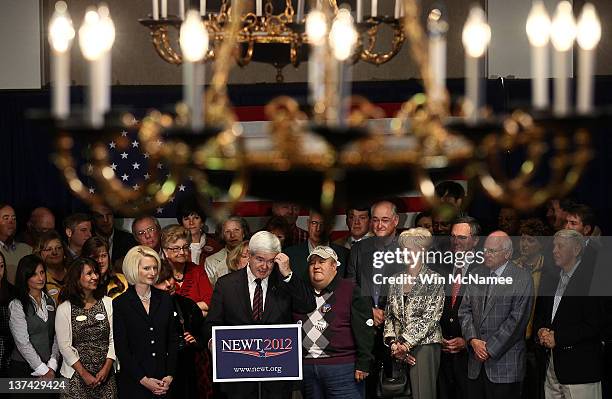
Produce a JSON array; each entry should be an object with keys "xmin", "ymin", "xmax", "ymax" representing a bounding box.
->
[
  {"xmin": 534, "ymin": 229, "xmax": 603, "ymax": 399},
  {"xmin": 437, "ymin": 216, "xmax": 482, "ymax": 399},
  {"xmin": 205, "ymin": 231, "xmax": 316, "ymax": 399},
  {"xmin": 91, "ymin": 203, "xmax": 137, "ymax": 265},
  {"xmin": 333, "ymin": 205, "xmax": 373, "ymax": 250},
  {"xmin": 284, "ymin": 210, "xmax": 349, "ymax": 282},
  {"xmin": 458, "ymin": 231, "xmax": 533, "ymax": 399}
]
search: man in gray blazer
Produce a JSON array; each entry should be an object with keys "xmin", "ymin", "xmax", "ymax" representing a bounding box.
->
[{"xmin": 458, "ymin": 231, "xmax": 533, "ymax": 399}]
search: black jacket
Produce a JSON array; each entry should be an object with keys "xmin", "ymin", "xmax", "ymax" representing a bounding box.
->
[
  {"xmin": 113, "ymin": 286, "xmax": 179, "ymax": 398},
  {"xmin": 204, "ymin": 267, "xmax": 316, "ymax": 339},
  {"xmin": 345, "ymin": 235, "xmax": 403, "ymax": 310},
  {"xmin": 533, "ymin": 259, "xmax": 603, "ymax": 384}
]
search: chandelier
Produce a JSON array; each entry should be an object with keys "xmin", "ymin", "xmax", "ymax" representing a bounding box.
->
[
  {"xmin": 41, "ymin": 0, "xmax": 601, "ymax": 223},
  {"xmin": 139, "ymin": 0, "xmax": 407, "ymax": 81}
]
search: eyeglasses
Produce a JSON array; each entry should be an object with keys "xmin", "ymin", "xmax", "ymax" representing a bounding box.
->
[
  {"xmin": 136, "ymin": 226, "xmax": 158, "ymax": 236},
  {"xmin": 166, "ymin": 245, "xmax": 190, "ymax": 253},
  {"xmin": 42, "ymin": 246, "xmax": 63, "ymax": 253},
  {"xmin": 451, "ymin": 235, "xmax": 470, "ymax": 241}
]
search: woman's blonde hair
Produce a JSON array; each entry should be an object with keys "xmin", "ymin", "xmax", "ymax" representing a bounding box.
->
[
  {"xmin": 226, "ymin": 240, "xmax": 249, "ymax": 272},
  {"xmin": 398, "ymin": 227, "xmax": 433, "ymax": 251},
  {"xmin": 160, "ymin": 224, "xmax": 192, "ymax": 249},
  {"xmin": 122, "ymin": 245, "xmax": 161, "ymax": 285}
]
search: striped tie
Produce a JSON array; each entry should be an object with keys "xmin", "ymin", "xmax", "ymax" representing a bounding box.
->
[
  {"xmin": 450, "ymin": 269, "xmax": 462, "ymax": 308},
  {"xmin": 252, "ymin": 278, "xmax": 263, "ymax": 321}
]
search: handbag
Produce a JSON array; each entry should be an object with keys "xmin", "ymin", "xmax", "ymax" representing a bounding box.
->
[
  {"xmin": 376, "ymin": 359, "xmax": 411, "ymax": 398},
  {"xmin": 376, "ymin": 289, "xmax": 412, "ymax": 398}
]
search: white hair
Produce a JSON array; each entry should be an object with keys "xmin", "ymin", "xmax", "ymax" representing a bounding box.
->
[{"xmin": 249, "ymin": 231, "xmax": 282, "ymax": 255}]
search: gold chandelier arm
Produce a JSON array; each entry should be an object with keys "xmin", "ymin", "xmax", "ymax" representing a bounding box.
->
[
  {"xmin": 206, "ymin": 1, "xmax": 245, "ymax": 128},
  {"xmin": 150, "ymin": 25, "xmax": 183, "ymax": 65},
  {"xmin": 360, "ymin": 21, "xmax": 405, "ymax": 65}
]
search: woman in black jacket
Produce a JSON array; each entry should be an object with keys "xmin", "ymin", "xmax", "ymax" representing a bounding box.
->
[{"xmin": 113, "ymin": 246, "xmax": 178, "ymax": 398}]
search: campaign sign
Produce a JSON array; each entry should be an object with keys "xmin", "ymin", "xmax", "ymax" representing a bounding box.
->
[{"xmin": 212, "ymin": 324, "xmax": 302, "ymax": 382}]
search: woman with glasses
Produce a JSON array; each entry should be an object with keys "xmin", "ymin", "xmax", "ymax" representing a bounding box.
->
[
  {"xmin": 82, "ymin": 237, "xmax": 128, "ymax": 299},
  {"xmin": 33, "ymin": 230, "xmax": 68, "ymax": 304},
  {"xmin": 161, "ymin": 225, "xmax": 213, "ymax": 317},
  {"xmin": 384, "ymin": 228, "xmax": 445, "ymax": 399}
]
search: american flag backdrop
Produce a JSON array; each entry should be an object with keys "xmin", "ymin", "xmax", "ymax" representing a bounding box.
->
[{"xmin": 88, "ymin": 106, "xmax": 464, "ymax": 235}]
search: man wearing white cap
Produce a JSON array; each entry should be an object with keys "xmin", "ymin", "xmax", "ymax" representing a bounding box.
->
[
  {"xmin": 294, "ymin": 245, "xmax": 375, "ymax": 398},
  {"xmin": 205, "ymin": 231, "xmax": 316, "ymax": 399}
]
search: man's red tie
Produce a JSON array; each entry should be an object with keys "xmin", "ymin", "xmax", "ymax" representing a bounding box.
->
[
  {"xmin": 252, "ymin": 278, "xmax": 263, "ymax": 321},
  {"xmin": 450, "ymin": 269, "xmax": 462, "ymax": 308}
]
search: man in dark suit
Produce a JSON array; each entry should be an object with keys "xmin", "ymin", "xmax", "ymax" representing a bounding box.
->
[
  {"xmin": 205, "ymin": 231, "xmax": 316, "ymax": 399},
  {"xmin": 437, "ymin": 216, "xmax": 482, "ymax": 399},
  {"xmin": 284, "ymin": 210, "xmax": 349, "ymax": 282},
  {"xmin": 91, "ymin": 203, "xmax": 137, "ymax": 264},
  {"xmin": 345, "ymin": 200, "xmax": 404, "ymax": 397},
  {"xmin": 458, "ymin": 231, "xmax": 533, "ymax": 399},
  {"xmin": 333, "ymin": 205, "xmax": 373, "ymax": 250},
  {"xmin": 534, "ymin": 229, "xmax": 603, "ymax": 398}
]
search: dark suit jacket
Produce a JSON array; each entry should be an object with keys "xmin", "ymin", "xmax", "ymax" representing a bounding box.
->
[
  {"xmin": 345, "ymin": 235, "xmax": 403, "ymax": 310},
  {"xmin": 458, "ymin": 262, "xmax": 534, "ymax": 383},
  {"xmin": 439, "ymin": 262, "xmax": 479, "ymax": 340},
  {"xmin": 533, "ymin": 259, "xmax": 603, "ymax": 384},
  {"xmin": 113, "ymin": 286, "xmax": 179, "ymax": 399},
  {"xmin": 204, "ymin": 267, "xmax": 316, "ymax": 397},
  {"xmin": 111, "ymin": 228, "xmax": 138, "ymax": 263},
  {"xmin": 284, "ymin": 242, "xmax": 349, "ymax": 283}
]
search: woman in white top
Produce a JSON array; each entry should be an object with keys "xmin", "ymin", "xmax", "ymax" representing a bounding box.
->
[
  {"xmin": 55, "ymin": 258, "xmax": 116, "ymax": 398},
  {"xmin": 8, "ymin": 255, "xmax": 60, "ymax": 381}
]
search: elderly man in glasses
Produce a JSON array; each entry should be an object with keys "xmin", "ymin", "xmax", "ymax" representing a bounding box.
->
[
  {"xmin": 132, "ymin": 215, "xmax": 162, "ymax": 254},
  {"xmin": 205, "ymin": 231, "xmax": 316, "ymax": 399},
  {"xmin": 458, "ymin": 231, "xmax": 533, "ymax": 399}
]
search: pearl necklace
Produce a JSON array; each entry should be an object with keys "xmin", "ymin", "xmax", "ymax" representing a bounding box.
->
[{"xmin": 137, "ymin": 289, "xmax": 152, "ymax": 303}]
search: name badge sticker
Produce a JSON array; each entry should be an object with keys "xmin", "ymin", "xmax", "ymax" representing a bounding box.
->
[
  {"xmin": 46, "ymin": 305, "xmax": 55, "ymax": 312},
  {"xmin": 76, "ymin": 315, "xmax": 87, "ymax": 322},
  {"xmin": 95, "ymin": 313, "xmax": 106, "ymax": 321}
]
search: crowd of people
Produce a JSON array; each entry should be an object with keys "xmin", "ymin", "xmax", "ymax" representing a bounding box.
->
[{"xmin": 0, "ymin": 181, "xmax": 610, "ymax": 399}]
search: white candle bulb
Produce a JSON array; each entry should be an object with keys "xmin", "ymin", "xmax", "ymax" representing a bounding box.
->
[
  {"xmin": 462, "ymin": 6, "xmax": 491, "ymax": 58},
  {"xmin": 576, "ymin": 3, "xmax": 600, "ymax": 51},
  {"xmin": 551, "ymin": 1, "xmax": 576, "ymax": 116},
  {"xmin": 462, "ymin": 6, "xmax": 490, "ymax": 123},
  {"xmin": 307, "ymin": 10, "xmax": 328, "ymax": 109},
  {"xmin": 180, "ymin": 10, "xmax": 209, "ymax": 130},
  {"xmin": 256, "ymin": 0, "xmax": 262, "ymax": 16},
  {"xmin": 550, "ymin": 1, "xmax": 576, "ymax": 52},
  {"xmin": 297, "ymin": 0, "xmax": 305, "ymax": 22},
  {"xmin": 356, "ymin": 0, "xmax": 363, "ymax": 23},
  {"xmin": 200, "ymin": 0, "xmax": 207, "ymax": 16},
  {"xmin": 329, "ymin": 9, "xmax": 358, "ymax": 61},
  {"xmin": 49, "ymin": 1, "xmax": 75, "ymax": 119},
  {"xmin": 79, "ymin": 5, "xmax": 115, "ymax": 127},
  {"xmin": 161, "ymin": 0, "xmax": 167, "ymax": 19},
  {"xmin": 526, "ymin": 1, "xmax": 551, "ymax": 110},
  {"xmin": 371, "ymin": 0, "xmax": 378, "ymax": 18},
  {"xmin": 306, "ymin": 10, "xmax": 328, "ymax": 46},
  {"xmin": 428, "ymin": 8, "xmax": 448, "ymax": 104},
  {"xmin": 152, "ymin": 0, "xmax": 159, "ymax": 20},
  {"xmin": 179, "ymin": 0, "xmax": 185, "ymax": 20},
  {"xmin": 576, "ymin": 3, "xmax": 601, "ymax": 114}
]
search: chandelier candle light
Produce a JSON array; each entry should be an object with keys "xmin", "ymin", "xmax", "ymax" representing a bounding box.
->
[
  {"xmin": 462, "ymin": 6, "xmax": 491, "ymax": 123},
  {"xmin": 306, "ymin": 9, "xmax": 328, "ymax": 109},
  {"xmin": 428, "ymin": 8, "xmax": 447, "ymax": 105},
  {"xmin": 48, "ymin": 1, "xmax": 75, "ymax": 120},
  {"xmin": 526, "ymin": 1, "xmax": 551, "ymax": 110},
  {"xmin": 179, "ymin": 10, "xmax": 209, "ymax": 130},
  {"xmin": 550, "ymin": 1, "xmax": 576, "ymax": 116},
  {"xmin": 576, "ymin": 3, "xmax": 601, "ymax": 114},
  {"xmin": 78, "ymin": 4, "xmax": 115, "ymax": 128},
  {"xmin": 329, "ymin": 8, "xmax": 358, "ymax": 126}
]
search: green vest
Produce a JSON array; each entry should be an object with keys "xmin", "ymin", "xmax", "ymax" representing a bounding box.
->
[{"xmin": 11, "ymin": 295, "xmax": 56, "ymax": 366}]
